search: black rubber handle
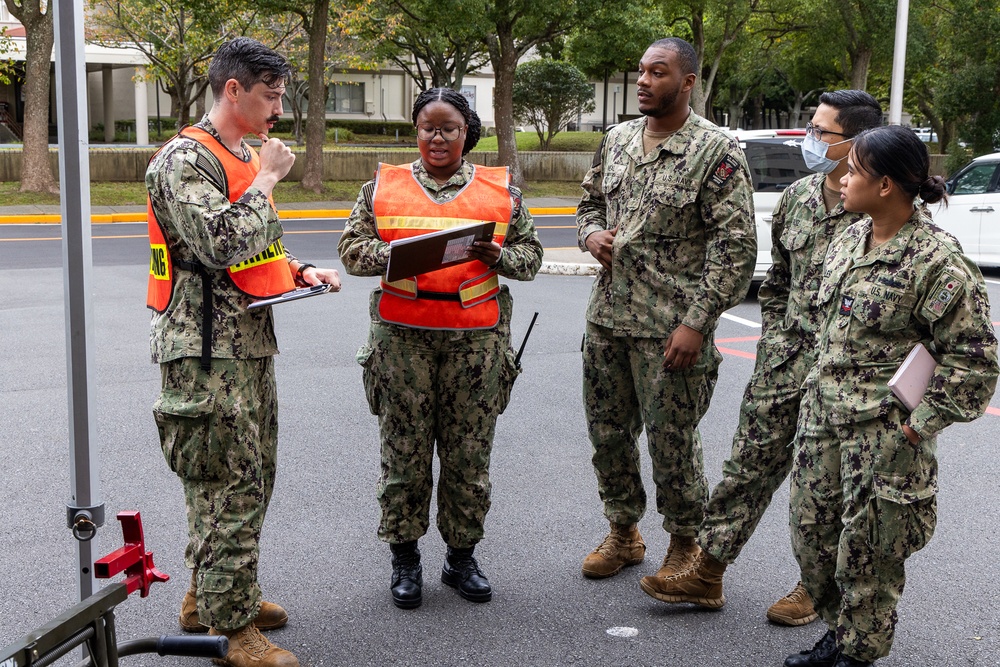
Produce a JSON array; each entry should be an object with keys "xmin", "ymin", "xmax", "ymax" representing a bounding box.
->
[{"xmin": 157, "ymin": 635, "xmax": 229, "ymax": 657}]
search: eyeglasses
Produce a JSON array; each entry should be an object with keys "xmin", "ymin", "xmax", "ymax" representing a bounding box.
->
[
  {"xmin": 415, "ymin": 124, "xmax": 465, "ymax": 142},
  {"xmin": 805, "ymin": 122, "xmax": 852, "ymax": 142}
]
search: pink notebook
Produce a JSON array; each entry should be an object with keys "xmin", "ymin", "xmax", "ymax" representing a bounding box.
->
[{"xmin": 888, "ymin": 343, "xmax": 937, "ymax": 411}]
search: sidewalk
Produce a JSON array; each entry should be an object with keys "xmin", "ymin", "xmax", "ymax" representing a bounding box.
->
[{"xmin": 0, "ymin": 196, "xmax": 600, "ymax": 275}]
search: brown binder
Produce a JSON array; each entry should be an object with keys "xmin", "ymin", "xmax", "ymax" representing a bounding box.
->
[
  {"xmin": 385, "ymin": 221, "xmax": 496, "ymax": 282},
  {"xmin": 887, "ymin": 343, "xmax": 938, "ymax": 411}
]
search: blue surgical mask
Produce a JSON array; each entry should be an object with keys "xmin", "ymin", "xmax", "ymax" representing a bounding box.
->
[{"xmin": 801, "ymin": 134, "xmax": 851, "ymax": 174}]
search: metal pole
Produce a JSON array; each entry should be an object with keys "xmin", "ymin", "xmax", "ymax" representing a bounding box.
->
[
  {"xmin": 53, "ymin": 0, "xmax": 104, "ymax": 602},
  {"xmin": 888, "ymin": 0, "xmax": 909, "ymax": 125}
]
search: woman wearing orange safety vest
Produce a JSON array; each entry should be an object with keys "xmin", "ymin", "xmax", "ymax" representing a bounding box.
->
[{"xmin": 339, "ymin": 88, "xmax": 542, "ymax": 610}]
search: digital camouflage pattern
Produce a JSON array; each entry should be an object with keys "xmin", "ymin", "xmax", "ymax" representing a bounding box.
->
[
  {"xmin": 791, "ymin": 209, "xmax": 999, "ymax": 661},
  {"xmin": 583, "ymin": 322, "xmax": 719, "ymax": 532},
  {"xmin": 576, "ymin": 112, "xmax": 756, "ymax": 337},
  {"xmin": 147, "ymin": 115, "xmax": 293, "ymax": 363},
  {"xmin": 340, "ymin": 160, "xmax": 542, "ymax": 547},
  {"xmin": 576, "ymin": 112, "xmax": 755, "ymax": 536},
  {"xmin": 154, "ymin": 357, "xmax": 278, "ymax": 631},
  {"xmin": 148, "ymin": 116, "xmax": 297, "ymax": 631},
  {"xmin": 358, "ymin": 288, "xmax": 520, "ymax": 546},
  {"xmin": 699, "ymin": 173, "xmax": 868, "ymax": 563}
]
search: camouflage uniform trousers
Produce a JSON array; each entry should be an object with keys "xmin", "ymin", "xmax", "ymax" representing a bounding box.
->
[
  {"xmin": 698, "ymin": 344, "xmax": 813, "ymax": 564},
  {"xmin": 153, "ymin": 356, "xmax": 278, "ymax": 631},
  {"xmin": 358, "ymin": 287, "xmax": 520, "ymax": 548},
  {"xmin": 583, "ymin": 322, "xmax": 720, "ymax": 534},
  {"xmin": 790, "ymin": 381, "xmax": 938, "ymax": 662}
]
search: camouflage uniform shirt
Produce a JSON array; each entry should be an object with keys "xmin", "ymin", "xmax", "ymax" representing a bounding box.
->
[
  {"xmin": 810, "ymin": 208, "xmax": 999, "ymax": 433},
  {"xmin": 758, "ymin": 172, "xmax": 869, "ymax": 359},
  {"xmin": 338, "ymin": 159, "xmax": 542, "ymax": 282},
  {"xmin": 576, "ymin": 112, "xmax": 756, "ymax": 337},
  {"xmin": 147, "ymin": 115, "xmax": 292, "ymax": 363}
]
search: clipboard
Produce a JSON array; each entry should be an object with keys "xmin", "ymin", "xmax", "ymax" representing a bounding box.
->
[
  {"xmin": 247, "ymin": 284, "xmax": 334, "ymax": 310},
  {"xmin": 887, "ymin": 343, "xmax": 937, "ymax": 411},
  {"xmin": 386, "ymin": 221, "xmax": 496, "ymax": 283}
]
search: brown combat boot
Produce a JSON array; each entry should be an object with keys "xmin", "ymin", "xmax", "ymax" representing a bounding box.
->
[
  {"xmin": 181, "ymin": 572, "xmax": 289, "ymax": 633},
  {"xmin": 209, "ymin": 624, "xmax": 299, "ymax": 667},
  {"xmin": 766, "ymin": 582, "xmax": 819, "ymax": 626},
  {"xmin": 652, "ymin": 534, "xmax": 701, "ymax": 578},
  {"xmin": 639, "ymin": 551, "xmax": 727, "ymax": 608},
  {"xmin": 582, "ymin": 523, "xmax": 646, "ymax": 578}
]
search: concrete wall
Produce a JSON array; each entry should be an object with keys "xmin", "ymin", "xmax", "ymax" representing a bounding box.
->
[{"xmin": 0, "ymin": 147, "xmax": 596, "ymax": 182}]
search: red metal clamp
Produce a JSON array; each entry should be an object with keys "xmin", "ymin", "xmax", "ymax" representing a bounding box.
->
[{"xmin": 94, "ymin": 511, "xmax": 170, "ymax": 597}]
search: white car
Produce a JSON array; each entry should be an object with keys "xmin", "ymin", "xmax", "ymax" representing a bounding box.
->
[
  {"xmin": 931, "ymin": 152, "xmax": 1000, "ymax": 266},
  {"xmin": 726, "ymin": 129, "xmax": 813, "ymax": 281}
]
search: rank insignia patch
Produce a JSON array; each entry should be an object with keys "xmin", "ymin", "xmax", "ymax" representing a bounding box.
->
[{"xmin": 840, "ymin": 296, "xmax": 854, "ymax": 316}]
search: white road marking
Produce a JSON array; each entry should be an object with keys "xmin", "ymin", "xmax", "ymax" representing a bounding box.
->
[
  {"xmin": 606, "ymin": 627, "xmax": 639, "ymax": 638},
  {"xmin": 721, "ymin": 312, "xmax": 761, "ymax": 328}
]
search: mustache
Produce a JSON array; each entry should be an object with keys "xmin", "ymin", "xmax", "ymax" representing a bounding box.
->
[{"xmin": 267, "ymin": 115, "xmax": 280, "ymax": 122}]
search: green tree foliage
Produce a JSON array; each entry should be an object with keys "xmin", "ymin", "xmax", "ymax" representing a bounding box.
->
[
  {"xmin": 512, "ymin": 59, "xmax": 596, "ymax": 149},
  {"xmin": 934, "ymin": 0, "xmax": 1000, "ymax": 154},
  {"xmin": 344, "ymin": 0, "xmax": 491, "ymax": 90},
  {"xmin": 88, "ymin": 0, "xmax": 259, "ymax": 128}
]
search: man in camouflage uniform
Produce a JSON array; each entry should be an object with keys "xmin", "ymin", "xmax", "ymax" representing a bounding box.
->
[
  {"xmin": 577, "ymin": 37, "xmax": 756, "ymax": 585},
  {"xmin": 148, "ymin": 38, "xmax": 339, "ymax": 667},
  {"xmin": 785, "ymin": 128, "xmax": 998, "ymax": 666},
  {"xmin": 640, "ymin": 91, "xmax": 882, "ymax": 626}
]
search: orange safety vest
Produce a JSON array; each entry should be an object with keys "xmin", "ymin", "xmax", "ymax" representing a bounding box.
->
[
  {"xmin": 373, "ymin": 163, "xmax": 513, "ymax": 330},
  {"xmin": 146, "ymin": 126, "xmax": 294, "ymax": 313}
]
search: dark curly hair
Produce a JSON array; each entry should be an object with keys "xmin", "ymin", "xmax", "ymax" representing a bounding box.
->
[
  {"xmin": 852, "ymin": 125, "xmax": 948, "ymax": 205},
  {"xmin": 411, "ymin": 87, "xmax": 482, "ymax": 156}
]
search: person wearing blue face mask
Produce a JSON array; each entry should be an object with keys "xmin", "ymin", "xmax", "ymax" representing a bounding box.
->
[{"xmin": 640, "ymin": 90, "xmax": 882, "ymax": 631}]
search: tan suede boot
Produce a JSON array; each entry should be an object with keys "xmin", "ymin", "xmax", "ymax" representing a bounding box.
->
[
  {"xmin": 582, "ymin": 523, "xmax": 646, "ymax": 578},
  {"xmin": 181, "ymin": 571, "xmax": 289, "ymax": 633},
  {"xmin": 766, "ymin": 582, "xmax": 819, "ymax": 626},
  {"xmin": 210, "ymin": 624, "xmax": 299, "ymax": 667},
  {"xmin": 639, "ymin": 551, "xmax": 727, "ymax": 608},
  {"xmin": 652, "ymin": 534, "xmax": 701, "ymax": 578}
]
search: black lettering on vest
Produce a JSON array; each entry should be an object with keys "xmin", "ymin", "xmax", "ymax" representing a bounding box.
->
[{"xmin": 151, "ymin": 247, "xmax": 167, "ymax": 277}]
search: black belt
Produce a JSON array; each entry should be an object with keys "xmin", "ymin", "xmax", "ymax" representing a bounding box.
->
[{"xmin": 415, "ymin": 290, "xmax": 462, "ymax": 302}]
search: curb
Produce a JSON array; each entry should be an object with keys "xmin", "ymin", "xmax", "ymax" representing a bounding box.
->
[
  {"xmin": 538, "ymin": 261, "xmax": 599, "ymax": 276},
  {"xmin": 0, "ymin": 206, "xmax": 578, "ymax": 225}
]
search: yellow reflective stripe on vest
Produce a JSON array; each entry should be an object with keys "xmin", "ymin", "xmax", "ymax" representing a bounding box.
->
[
  {"xmin": 383, "ymin": 277, "xmax": 417, "ymax": 297},
  {"xmin": 459, "ymin": 274, "xmax": 499, "ymax": 306},
  {"xmin": 229, "ymin": 239, "xmax": 287, "ymax": 273},
  {"xmin": 379, "ymin": 215, "xmax": 509, "ymax": 238},
  {"xmin": 150, "ymin": 244, "xmax": 169, "ymax": 280}
]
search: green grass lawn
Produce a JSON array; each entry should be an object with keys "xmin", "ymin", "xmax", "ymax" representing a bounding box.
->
[{"xmin": 0, "ymin": 178, "xmax": 583, "ymax": 207}]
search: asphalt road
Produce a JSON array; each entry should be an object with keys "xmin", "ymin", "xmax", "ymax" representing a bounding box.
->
[
  {"xmin": 1, "ymin": 227, "xmax": 999, "ymax": 666},
  {"xmin": 0, "ymin": 216, "xmax": 582, "ymax": 270}
]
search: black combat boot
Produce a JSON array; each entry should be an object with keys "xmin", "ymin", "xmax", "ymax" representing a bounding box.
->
[
  {"xmin": 784, "ymin": 629, "xmax": 840, "ymax": 667},
  {"xmin": 441, "ymin": 546, "xmax": 492, "ymax": 602},
  {"xmin": 833, "ymin": 655, "xmax": 872, "ymax": 667},
  {"xmin": 390, "ymin": 541, "xmax": 422, "ymax": 609}
]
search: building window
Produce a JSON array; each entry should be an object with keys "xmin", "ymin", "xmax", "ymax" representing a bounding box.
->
[
  {"xmin": 460, "ymin": 85, "xmax": 476, "ymax": 111},
  {"xmin": 327, "ymin": 82, "xmax": 365, "ymax": 114}
]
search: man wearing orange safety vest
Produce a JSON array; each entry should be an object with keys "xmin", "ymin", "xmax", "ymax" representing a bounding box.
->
[{"xmin": 145, "ymin": 37, "xmax": 339, "ymax": 667}]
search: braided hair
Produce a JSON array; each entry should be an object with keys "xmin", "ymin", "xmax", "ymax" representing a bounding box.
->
[{"xmin": 412, "ymin": 87, "xmax": 482, "ymax": 156}]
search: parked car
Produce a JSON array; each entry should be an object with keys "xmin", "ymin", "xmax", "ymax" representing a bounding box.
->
[
  {"xmin": 912, "ymin": 127, "xmax": 938, "ymax": 143},
  {"xmin": 726, "ymin": 129, "xmax": 813, "ymax": 281},
  {"xmin": 930, "ymin": 152, "xmax": 1000, "ymax": 267}
]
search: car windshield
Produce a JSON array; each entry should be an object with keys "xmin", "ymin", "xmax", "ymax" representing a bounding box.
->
[{"xmin": 743, "ymin": 140, "xmax": 813, "ymax": 192}]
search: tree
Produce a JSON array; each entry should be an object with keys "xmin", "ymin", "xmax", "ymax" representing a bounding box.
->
[
  {"xmin": 484, "ymin": 0, "xmax": 597, "ymax": 186},
  {"xmin": 5, "ymin": 0, "xmax": 56, "ymax": 194},
  {"xmin": 345, "ymin": 0, "xmax": 491, "ymax": 91},
  {"xmin": 88, "ymin": 0, "xmax": 258, "ymax": 128},
  {"xmin": 512, "ymin": 59, "xmax": 595, "ymax": 149},
  {"xmin": 565, "ymin": 0, "xmax": 667, "ymax": 129}
]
